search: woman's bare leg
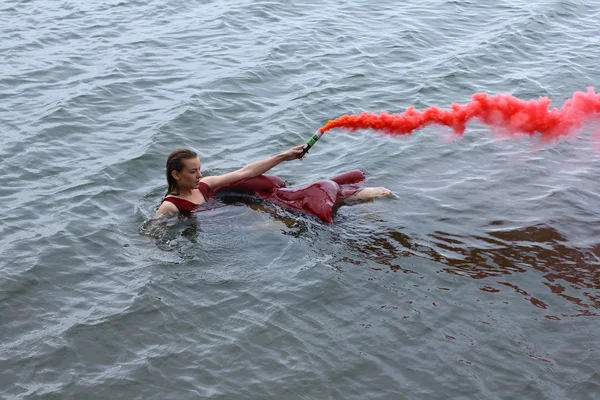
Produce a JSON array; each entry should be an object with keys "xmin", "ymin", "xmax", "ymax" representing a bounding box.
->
[{"xmin": 344, "ymin": 187, "xmax": 392, "ymax": 202}]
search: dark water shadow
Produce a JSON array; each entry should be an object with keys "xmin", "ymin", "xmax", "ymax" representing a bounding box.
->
[
  {"xmin": 139, "ymin": 190, "xmax": 600, "ymax": 316},
  {"xmin": 330, "ymin": 222, "xmax": 600, "ymax": 317}
]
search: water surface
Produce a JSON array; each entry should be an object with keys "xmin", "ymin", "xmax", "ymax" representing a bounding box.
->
[{"xmin": 1, "ymin": 0, "xmax": 599, "ymax": 398}]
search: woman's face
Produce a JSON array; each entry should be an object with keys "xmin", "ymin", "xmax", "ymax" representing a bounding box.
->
[{"xmin": 174, "ymin": 157, "xmax": 202, "ymax": 190}]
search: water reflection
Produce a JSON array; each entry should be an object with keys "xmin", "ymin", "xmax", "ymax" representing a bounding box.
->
[
  {"xmin": 336, "ymin": 223, "xmax": 600, "ymax": 316},
  {"xmin": 139, "ymin": 194, "xmax": 319, "ymax": 265},
  {"xmin": 141, "ymin": 191, "xmax": 599, "ymax": 316},
  {"xmin": 217, "ymin": 193, "xmax": 312, "ymax": 235}
]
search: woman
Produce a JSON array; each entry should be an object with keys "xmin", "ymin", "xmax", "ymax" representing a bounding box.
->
[{"xmin": 155, "ymin": 146, "xmax": 391, "ymax": 221}]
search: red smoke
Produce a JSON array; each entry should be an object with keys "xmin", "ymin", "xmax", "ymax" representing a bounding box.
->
[{"xmin": 320, "ymin": 88, "xmax": 600, "ymax": 139}]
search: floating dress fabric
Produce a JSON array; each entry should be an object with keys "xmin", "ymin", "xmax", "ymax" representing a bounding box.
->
[
  {"xmin": 162, "ymin": 170, "xmax": 365, "ymax": 222},
  {"xmin": 216, "ymin": 170, "xmax": 365, "ymax": 222}
]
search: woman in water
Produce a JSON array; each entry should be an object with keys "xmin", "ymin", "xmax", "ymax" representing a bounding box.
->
[{"xmin": 155, "ymin": 146, "xmax": 391, "ymax": 221}]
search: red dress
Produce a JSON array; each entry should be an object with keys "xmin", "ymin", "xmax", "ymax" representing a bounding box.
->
[
  {"xmin": 162, "ymin": 170, "xmax": 365, "ymax": 222},
  {"xmin": 161, "ymin": 182, "xmax": 213, "ymax": 213}
]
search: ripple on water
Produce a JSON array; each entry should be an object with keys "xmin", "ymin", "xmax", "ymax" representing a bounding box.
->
[{"xmin": 2, "ymin": 0, "xmax": 600, "ymax": 399}]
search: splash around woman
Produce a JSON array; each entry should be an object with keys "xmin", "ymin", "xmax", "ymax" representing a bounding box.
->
[{"xmin": 155, "ymin": 146, "xmax": 391, "ymax": 222}]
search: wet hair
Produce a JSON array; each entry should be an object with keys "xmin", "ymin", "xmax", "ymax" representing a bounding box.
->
[{"xmin": 166, "ymin": 148, "xmax": 198, "ymax": 195}]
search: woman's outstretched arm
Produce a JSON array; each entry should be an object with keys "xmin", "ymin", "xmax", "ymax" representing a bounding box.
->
[{"xmin": 201, "ymin": 145, "xmax": 304, "ymax": 189}]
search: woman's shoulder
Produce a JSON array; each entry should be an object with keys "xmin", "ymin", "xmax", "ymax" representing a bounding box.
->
[
  {"xmin": 198, "ymin": 182, "xmax": 212, "ymax": 200},
  {"xmin": 163, "ymin": 195, "xmax": 197, "ymax": 204},
  {"xmin": 156, "ymin": 199, "xmax": 180, "ymax": 216},
  {"xmin": 162, "ymin": 196, "xmax": 199, "ymax": 213}
]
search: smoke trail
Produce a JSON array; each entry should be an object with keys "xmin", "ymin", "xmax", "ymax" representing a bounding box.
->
[{"xmin": 320, "ymin": 88, "xmax": 600, "ymax": 139}]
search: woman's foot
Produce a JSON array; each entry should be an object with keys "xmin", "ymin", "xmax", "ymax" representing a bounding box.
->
[{"xmin": 345, "ymin": 187, "xmax": 392, "ymax": 202}]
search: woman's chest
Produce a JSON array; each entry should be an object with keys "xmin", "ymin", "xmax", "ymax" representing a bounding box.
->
[{"xmin": 189, "ymin": 189, "xmax": 206, "ymax": 204}]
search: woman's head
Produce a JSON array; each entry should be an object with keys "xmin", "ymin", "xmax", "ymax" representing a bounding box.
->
[{"xmin": 166, "ymin": 148, "xmax": 201, "ymax": 195}]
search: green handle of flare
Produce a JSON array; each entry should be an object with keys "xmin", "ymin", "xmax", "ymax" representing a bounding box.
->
[{"xmin": 300, "ymin": 129, "xmax": 324, "ymax": 157}]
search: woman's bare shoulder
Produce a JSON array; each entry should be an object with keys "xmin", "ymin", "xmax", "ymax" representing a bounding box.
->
[{"xmin": 155, "ymin": 199, "xmax": 179, "ymax": 217}]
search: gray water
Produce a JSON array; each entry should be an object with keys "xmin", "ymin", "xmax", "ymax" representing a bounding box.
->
[{"xmin": 1, "ymin": 0, "xmax": 599, "ymax": 399}]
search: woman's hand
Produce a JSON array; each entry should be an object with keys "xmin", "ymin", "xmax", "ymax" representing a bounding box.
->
[{"xmin": 281, "ymin": 145, "xmax": 306, "ymax": 161}]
